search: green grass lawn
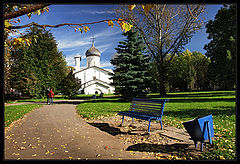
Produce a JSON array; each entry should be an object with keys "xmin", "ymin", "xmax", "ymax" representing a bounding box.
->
[
  {"xmin": 76, "ymin": 90, "xmax": 236, "ymax": 160},
  {"xmin": 4, "ymin": 91, "xmax": 236, "ymax": 160},
  {"xmin": 4, "ymin": 104, "xmax": 43, "ymax": 127}
]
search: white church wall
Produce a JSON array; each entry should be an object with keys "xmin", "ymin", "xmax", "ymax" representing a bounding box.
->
[
  {"xmin": 73, "ymin": 42, "xmax": 115, "ymax": 95},
  {"xmin": 85, "ymin": 83, "xmax": 109, "ymax": 95},
  {"xmin": 74, "ymin": 70, "xmax": 84, "ymax": 89},
  {"xmin": 87, "ymin": 56, "xmax": 100, "ymax": 67}
]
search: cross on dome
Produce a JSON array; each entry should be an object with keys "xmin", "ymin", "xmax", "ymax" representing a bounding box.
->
[
  {"xmin": 85, "ymin": 37, "xmax": 101, "ymax": 57},
  {"xmin": 90, "ymin": 36, "xmax": 96, "ymax": 46}
]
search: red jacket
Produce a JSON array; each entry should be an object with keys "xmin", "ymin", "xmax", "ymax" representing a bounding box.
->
[{"xmin": 48, "ymin": 90, "xmax": 54, "ymax": 98}]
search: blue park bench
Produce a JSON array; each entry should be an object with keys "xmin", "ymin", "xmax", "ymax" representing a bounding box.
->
[{"xmin": 118, "ymin": 98, "xmax": 169, "ymax": 133}]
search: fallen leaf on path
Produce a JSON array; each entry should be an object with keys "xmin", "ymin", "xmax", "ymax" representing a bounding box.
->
[
  {"xmin": 96, "ymin": 154, "xmax": 101, "ymax": 157},
  {"xmin": 61, "ymin": 145, "xmax": 66, "ymax": 149},
  {"xmin": 12, "ymin": 153, "xmax": 20, "ymax": 156},
  {"xmin": 19, "ymin": 147, "xmax": 26, "ymax": 150}
]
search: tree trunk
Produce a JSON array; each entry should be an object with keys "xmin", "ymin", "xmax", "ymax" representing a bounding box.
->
[{"xmin": 155, "ymin": 57, "xmax": 167, "ymax": 97}]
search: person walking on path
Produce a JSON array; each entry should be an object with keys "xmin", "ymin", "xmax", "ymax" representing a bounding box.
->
[
  {"xmin": 48, "ymin": 88, "xmax": 54, "ymax": 105},
  {"xmin": 46, "ymin": 86, "xmax": 50, "ymax": 105}
]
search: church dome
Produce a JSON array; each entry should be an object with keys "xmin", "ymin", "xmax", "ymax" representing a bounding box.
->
[{"xmin": 85, "ymin": 43, "xmax": 101, "ymax": 57}]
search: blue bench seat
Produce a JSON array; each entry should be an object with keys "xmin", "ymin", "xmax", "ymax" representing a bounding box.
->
[{"xmin": 118, "ymin": 98, "xmax": 169, "ymax": 133}]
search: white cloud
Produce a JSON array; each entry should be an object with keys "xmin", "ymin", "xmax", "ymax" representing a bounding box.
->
[
  {"xmin": 8, "ymin": 29, "xmax": 28, "ymax": 38},
  {"xmin": 100, "ymin": 61, "xmax": 112, "ymax": 68},
  {"xmin": 94, "ymin": 28, "xmax": 122, "ymax": 39},
  {"xmin": 65, "ymin": 9, "xmax": 115, "ymax": 15},
  {"xmin": 65, "ymin": 53, "xmax": 86, "ymax": 66},
  {"xmin": 58, "ymin": 40, "xmax": 90, "ymax": 49},
  {"xmin": 97, "ymin": 43, "xmax": 112, "ymax": 53},
  {"xmin": 57, "ymin": 27, "xmax": 122, "ymax": 52},
  {"xmin": 79, "ymin": 9, "xmax": 115, "ymax": 15},
  {"xmin": 55, "ymin": 26, "xmax": 124, "ymax": 67}
]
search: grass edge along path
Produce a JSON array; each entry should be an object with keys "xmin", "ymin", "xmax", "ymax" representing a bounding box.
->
[
  {"xmin": 4, "ymin": 104, "xmax": 43, "ymax": 128},
  {"xmin": 76, "ymin": 91, "xmax": 236, "ymax": 160}
]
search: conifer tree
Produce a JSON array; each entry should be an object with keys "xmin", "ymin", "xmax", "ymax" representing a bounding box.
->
[
  {"xmin": 110, "ymin": 28, "xmax": 152, "ymax": 101},
  {"xmin": 10, "ymin": 26, "xmax": 68, "ymax": 98},
  {"xmin": 59, "ymin": 69, "xmax": 81, "ymax": 98}
]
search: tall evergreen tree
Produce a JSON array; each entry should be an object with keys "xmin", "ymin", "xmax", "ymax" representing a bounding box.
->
[
  {"xmin": 59, "ymin": 68, "xmax": 81, "ymax": 98},
  {"xmin": 110, "ymin": 28, "xmax": 152, "ymax": 101},
  {"xmin": 204, "ymin": 4, "xmax": 236, "ymax": 90},
  {"xmin": 10, "ymin": 26, "xmax": 68, "ymax": 98}
]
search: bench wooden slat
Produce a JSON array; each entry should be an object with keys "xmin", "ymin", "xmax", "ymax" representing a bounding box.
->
[
  {"xmin": 131, "ymin": 108, "xmax": 162, "ymax": 115},
  {"xmin": 132, "ymin": 101, "xmax": 165, "ymax": 105},
  {"xmin": 118, "ymin": 98, "xmax": 169, "ymax": 132},
  {"xmin": 119, "ymin": 111, "xmax": 161, "ymax": 120},
  {"xmin": 132, "ymin": 104, "xmax": 164, "ymax": 109},
  {"xmin": 131, "ymin": 105, "xmax": 163, "ymax": 110},
  {"xmin": 118, "ymin": 111, "xmax": 152, "ymax": 120}
]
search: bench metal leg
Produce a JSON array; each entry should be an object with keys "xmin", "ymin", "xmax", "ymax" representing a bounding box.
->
[
  {"xmin": 160, "ymin": 120, "xmax": 163, "ymax": 130},
  {"xmin": 194, "ymin": 141, "xmax": 198, "ymax": 149},
  {"xmin": 148, "ymin": 119, "xmax": 151, "ymax": 133},
  {"xmin": 121, "ymin": 115, "xmax": 124, "ymax": 126},
  {"xmin": 206, "ymin": 121, "xmax": 213, "ymax": 144},
  {"xmin": 201, "ymin": 142, "xmax": 204, "ymax": 151}
]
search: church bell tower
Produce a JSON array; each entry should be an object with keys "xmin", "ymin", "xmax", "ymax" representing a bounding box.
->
[
  {"xmin": 74, "ymin": 54, "xmax": 81, "ymax": 72},
  {"xmin": 85, "ymin": 37, "xmax": 101, "ymax": 67}
]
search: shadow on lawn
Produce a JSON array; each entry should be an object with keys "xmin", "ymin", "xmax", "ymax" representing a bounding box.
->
[
  {"xmin": 164, "ymin": 106, "xmax": 235, "ymax": 118},
  {"xmin": 80, "ymin": 94, "xmax": 235, "ymax": 104},
  {"xmin": 149, "ymin": 91, "xmax": 235, "ymax": 98}
]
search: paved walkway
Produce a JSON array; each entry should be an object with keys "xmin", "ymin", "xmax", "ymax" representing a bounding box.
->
[
  {"xmin": 4, "ymin": 100, "xmax": 196, "ymax": 160},
  {"xmin": 4, "ymin": 102, "xmax": 155, "ymax": 160}
]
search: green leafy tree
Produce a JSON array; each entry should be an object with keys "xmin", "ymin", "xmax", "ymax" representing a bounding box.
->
[
  {"xmin": 10, "ymin": 26, "xmax": 68, "ymax": 98},
  {"xmin": 191, "ymin": 51, "xmax": 211, "ymax": 90},
  {"xmin": 59, "ymin": 69, "xmax": 81, "ymax": 98},
  {"xmin": 110, "ymin": 28, "xmax": 152, "ymax": 101},
  {"xmin": 167, "ymin": 49, "xmax": 210, "ymax": 91},
  {"xmin": 204, "ymin": 4, "xmax": 236, "ymax": 90}
]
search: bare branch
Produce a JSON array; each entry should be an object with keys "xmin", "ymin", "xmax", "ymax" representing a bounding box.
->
[
  {"xmin": 6, "ymin": 19, "xmax": 127, "ymax": 30},
  {"xmin": 186, "ymin": 4, "xmax": 197, "ymax": 19},
  {"xmin": 4, "ymin": 4, "xmax": 50, "ymax": 20}
]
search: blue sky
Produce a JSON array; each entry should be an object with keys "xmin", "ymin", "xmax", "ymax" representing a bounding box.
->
[{"xmin": 11, "ymin": 4, "xmax": 223, "ymax": 69}]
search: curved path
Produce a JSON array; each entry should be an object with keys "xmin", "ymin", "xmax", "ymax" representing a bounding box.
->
[{"xmin": 4, "ymin": 102, "xmax": 154, "ymax": 160}]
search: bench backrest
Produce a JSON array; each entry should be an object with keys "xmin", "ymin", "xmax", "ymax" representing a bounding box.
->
[{"xmin": 130, "ymin": 98, "xmax": 169, "ymax": 118}]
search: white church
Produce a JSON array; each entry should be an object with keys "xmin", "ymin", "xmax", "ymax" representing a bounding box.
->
[{"xmin": 73, "ymin": 40, "xmax": 115, "ymax": 95}]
